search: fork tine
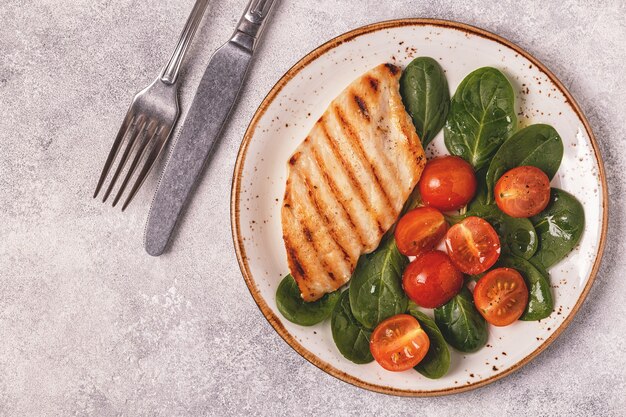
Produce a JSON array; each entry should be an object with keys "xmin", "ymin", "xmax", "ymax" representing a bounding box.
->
[
  {"xmin": 111, "ymin": 121, "xmax": 160, "ymax": 208},
  {"xmin": 121, "ymin": 125, "xmax": 173, "ymax": 211},
  {"xmin": 102, "ymin": 115, "xmax": 147, "ymax": 203},
  {"xmin": 94, "ymin": 112, "xmax": 135, "ymax": 198}
]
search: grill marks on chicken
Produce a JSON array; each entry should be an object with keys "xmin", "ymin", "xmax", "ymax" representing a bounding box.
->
[{"xmin": 282, "ymin": 63, "xmax": 426, "ymax": 301}]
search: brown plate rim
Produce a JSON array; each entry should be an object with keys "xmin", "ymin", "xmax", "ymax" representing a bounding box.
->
[{"xmin": 230, "ymin": 18, "xmax": 609, "ymax": 397}]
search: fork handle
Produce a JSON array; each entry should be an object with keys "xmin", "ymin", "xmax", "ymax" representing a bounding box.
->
[{"xmin": 160, "ymin": 0, "xmax": 210, "ymax": 85}]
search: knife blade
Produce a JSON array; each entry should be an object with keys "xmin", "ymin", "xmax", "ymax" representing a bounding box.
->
[{"xmin": 145, "ymin": 0, "xmax": 277, "ymax": 256}]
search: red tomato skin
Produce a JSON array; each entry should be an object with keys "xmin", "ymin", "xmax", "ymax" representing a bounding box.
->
[
  {"xmin": 418, "ymin": 156, "xmax": 477, "ymax": 211},
  {"xmin": 473, "ymin": 268, "xmax": 529, "ymax": 326},
  {"xmin": 402, "ymin": 251, "xmax": 464, "ymax": 308},
  {"xmin": 370, "ymin": 314, "xmax": 430, "ymax": 372},
  {"xmin": 495, "ymin": 166, "xmax": 551, "ymax": 218},
  {"xmin": 445, "ymin": 217, "xmax": 501, "ymax": 275},
  {"xmin": 394, "ymin": 207, "xmax": 448, "ymax": 257}
]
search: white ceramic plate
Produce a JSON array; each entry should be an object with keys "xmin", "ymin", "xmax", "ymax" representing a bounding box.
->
[{"xmin": 231, "ymin": 19, "xmax": 607, "ymax": 396}]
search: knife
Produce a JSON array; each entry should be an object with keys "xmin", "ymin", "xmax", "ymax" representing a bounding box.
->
[{"xmin": 144, "ymin": 0, "xmax": 277, "ymax": 256}]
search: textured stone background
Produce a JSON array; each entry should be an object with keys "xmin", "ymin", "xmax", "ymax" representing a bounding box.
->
[{"xmin": 1, "ymin": 0, "xmax": 625, "ymax": 416}]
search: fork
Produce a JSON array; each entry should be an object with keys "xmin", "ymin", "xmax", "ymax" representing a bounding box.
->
[{"xmin": 93, "ymin": 0, "xmax": 210, "ymax": 210}]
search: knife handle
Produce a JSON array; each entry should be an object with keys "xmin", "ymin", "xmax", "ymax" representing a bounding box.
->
[{"xmin": 231, "ymin": 0, "xmax": 277, "ymax": 53}]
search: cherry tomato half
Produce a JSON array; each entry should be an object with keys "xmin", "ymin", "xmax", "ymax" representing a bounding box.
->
[
  {"xmin": 495, "ymin": 166, "xmax": 551, "ymax": 218},
  {"xmin": 370, "ymin": 314, "xmax": 430, "ymax": 372},
  {"xmin": 445, "ymin": 216, "xmax": 501, "ymax": 274},
  {"xmin": 395, "ymin": 207, "xmax": 448, "ymax": 257},
  {"xmin": 473, "ymin": 268, "xmax": 529, "ymax": 326},
  {"xmin": 418, "ymin": 156, "xmax": 477, "ymax": 211},
  {"xmin": 402, "ymin": 250, "xmax": 464, "ymax": 308}
]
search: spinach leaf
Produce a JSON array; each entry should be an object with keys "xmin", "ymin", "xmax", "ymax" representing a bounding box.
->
[
  {"xmin": 496, "ymin": 255, "xmax": 553, "ymax": 321},
  {"xmin": 530, "ymin": 188, "xmax": 585, "ymax": 268},
  {"xmin": 407, "ymin": 303, "xmax": 450, "ymax": 379},
  {"xmin": 400, "ymin": 57, "xmax": 450, "ymax": 148},
  {"xmin": 331, "ymin": 290, "xmax": 374, "ymax": 364},
  {"xmin": 529, "ymin": 257, "xmax": 550, "ymax": 277},
  {"xmin": 276, "ymin": 275, "xmax": 341, "ymax": 326},
  {"xmin": 497, "ymin": 216, "xmax": 538, "ymax": 260},
  {"xmin": 469, "ymin": 167, "xmax": 490, "ymax": 210},
  {"xmin": 349, "ymin": 237, "xmax": 409, "ymax": 329},
  {"xmin": 434, "ymin": 287, "xmax": 488, "ymax": 353},
  {"xmin": 486, "ymin": 124, "xmax": 563, "ymax": 199},
  {"xmin": 444, "ymin": 67, "xmax": 517, "ymax": 170}
]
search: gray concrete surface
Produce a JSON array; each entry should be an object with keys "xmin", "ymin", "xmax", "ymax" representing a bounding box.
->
[{"xmin": 1, "ymin": 0, "xmax": 625, "ymax": 415}]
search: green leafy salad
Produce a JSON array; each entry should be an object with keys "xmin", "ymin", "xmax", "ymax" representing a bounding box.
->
[{"xmin": 275, "ymin": 57, "xmax": 584, "ymax": 377}]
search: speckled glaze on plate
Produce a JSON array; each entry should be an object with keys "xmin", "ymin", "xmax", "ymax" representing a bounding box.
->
[{"xmin": 231, "ymin": 19, "xmax": 608, "ymax": 396}]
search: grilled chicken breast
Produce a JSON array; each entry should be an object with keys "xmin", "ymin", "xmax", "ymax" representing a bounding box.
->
[{"xmin": 282, "ymin": 63, "xmax": 426, "ymax": 301}]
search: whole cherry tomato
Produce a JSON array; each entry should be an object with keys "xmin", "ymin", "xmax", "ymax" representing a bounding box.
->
[
  {"xmin": 419, "ymin": 156, "xmax": 477, "ymax": 211},
  {"xmin": 402, "ymin": 250, "xmax": 464, "ymax": 308}
]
